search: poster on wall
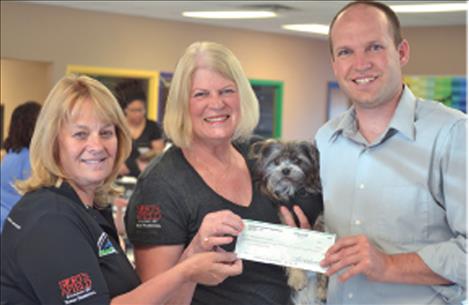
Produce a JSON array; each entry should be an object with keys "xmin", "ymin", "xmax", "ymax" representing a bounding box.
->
[
  {"xmin": 327, "ymin": 75, "xmax": 467, "ymax": 120},
  {"xmin": 326, "ymin": 81, "xmax": 350, "ymax": 120},
  {"xmin": 403, "ymin": 75, "xmax": 467, "ymax": 113}
]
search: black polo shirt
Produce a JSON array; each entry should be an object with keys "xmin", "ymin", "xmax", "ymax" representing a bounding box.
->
[{"xmin": 1, "ymin": 182, "xmax": 140, "ymax": 305}]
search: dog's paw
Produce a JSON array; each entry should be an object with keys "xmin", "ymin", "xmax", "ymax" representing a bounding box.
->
[{"xmin": 286, "ymin": 268, "xmax": 308, "ymax": 291}]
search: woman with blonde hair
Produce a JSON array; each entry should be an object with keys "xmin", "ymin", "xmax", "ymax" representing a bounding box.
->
[
  {"xmin": 125, "ymin": 41, "xmax": 290, "ymax": 305},
  {"xmin": 0, "ymin": 74, "xmax": 242, "ymax": 305}
]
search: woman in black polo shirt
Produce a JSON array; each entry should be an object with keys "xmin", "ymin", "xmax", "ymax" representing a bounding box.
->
[{"xmin": 0, "ymin": 74, "xmax": 242, "ymax": 305}]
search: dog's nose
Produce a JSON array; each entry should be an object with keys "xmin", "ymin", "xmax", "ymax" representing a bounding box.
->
[{"xmin": 282, "ymin": 168, "xmax": 290, "ymax": 176}]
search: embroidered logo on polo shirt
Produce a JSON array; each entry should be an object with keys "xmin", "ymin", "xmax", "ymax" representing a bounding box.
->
[
  {"xmin": 97, "ymin": 232, "xmax": 117, "ymax": 257},
  {"xmin": 58, "ymin": 272, "xmax": 96, "ymax": 304},
  {"xmin": 135, "ymin": 204, "xmax": 162, "ymax": 229}
]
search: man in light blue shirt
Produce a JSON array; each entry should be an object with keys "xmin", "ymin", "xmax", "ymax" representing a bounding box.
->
[{"xmin": 312, "ymin": 1, "xmax": 466, "ymax": 304}]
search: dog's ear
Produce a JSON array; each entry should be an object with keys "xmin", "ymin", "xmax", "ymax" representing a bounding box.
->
[
  {"xmin": 297, "ymin": 141, "xmax": 314, "ymax": 162},
  {"xmin": 262, "ymin": 140, "xmax": 283, "ymax": 159},
  {"xmin": 249, "ymin": 141, "xmax": 265, "ymax": 159},
  {"xmin": 302, "ymin": 142, "xmax": 322, "ymax": 193},
  {"xmin": 250, "ymin": 139, "xmax": 282, "ymax": 159}
]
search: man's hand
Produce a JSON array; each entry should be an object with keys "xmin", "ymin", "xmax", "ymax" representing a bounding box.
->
[{"xmin": 320, "ymin": 234, "xmax": 391, "ymax": 282}]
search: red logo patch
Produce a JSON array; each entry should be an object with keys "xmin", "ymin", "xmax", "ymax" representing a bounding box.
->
[
  {"xmin": 136, "ymin": 204, "xmax": 162, "ymax": 221},
  {"xmin": 58, "ymin": 272, "xmax": 92, "ymax": 298}
]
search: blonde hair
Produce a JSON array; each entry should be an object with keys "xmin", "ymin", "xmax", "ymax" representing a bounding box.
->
[
  {"xmin": 16, "ymin": 74, "xmax": 132, "ymax": 207},
  {"xmin": 163, "ymin": 41, "xmax": 259, "ymax": 148}
]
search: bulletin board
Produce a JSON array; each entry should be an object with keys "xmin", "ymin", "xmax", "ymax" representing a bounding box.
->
[
  {"xmin": 403, "ymin": 75, "xmax": 467, "ymax": 113},
  {"xmin": 250, "ymin": 79, "xmax": 283, "ymax": 139},
  {"xmin": 326, "ymin": 81, "xmax": 350, "ymax": 120},
  {"xmin": 327, "ymin": 75, "xmax": 467, "ymax": 120}
]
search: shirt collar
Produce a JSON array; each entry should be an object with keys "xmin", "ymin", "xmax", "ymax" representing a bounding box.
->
[
  {"xmin": 49, "ymin": 181, "xmax": 87, "ymax": 210},
  {"xmin": 329, "ymin": 106, "xmax": 357, "ymax": 142},
  {"xmin": 48, "ymin": 181, "xmax": 118, "ymax": 241},
  {"xmin": 329, "ymin": 85, "xmax": 417, "ymax": 143},
  {"xmin": 388, "ymin": 85, "xmax": 417, "ymax": 141}
]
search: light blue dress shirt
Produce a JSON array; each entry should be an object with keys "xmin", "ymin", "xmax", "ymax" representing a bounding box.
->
[
  {"xmin": 315, "ymin": 86, "xmax": 467, "ymax": 305},
  {"xmin": 1, "ymin": 148, "xmax": 31, "ymax": 232}
]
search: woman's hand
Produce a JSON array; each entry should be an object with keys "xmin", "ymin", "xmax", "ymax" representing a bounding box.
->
[
  {"xmin": 182, "ymin": 251, "xmax": 243, "ymax": 286},
  {"xmin": 188, "ymin": 210, "xmax": 244, "ymax": 254},
  {"xmin": 278, "ymin": 205, "xmax": 312, "ymax": 229}
]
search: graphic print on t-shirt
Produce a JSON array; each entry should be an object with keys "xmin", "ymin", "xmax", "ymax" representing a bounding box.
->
[
  {"xmin": 58, "ymin": 272, "xmax": 97, "ymax": 304},
  {"xmin": 135, "ymin": 204, "xmax": 162, "ymax": 229}
]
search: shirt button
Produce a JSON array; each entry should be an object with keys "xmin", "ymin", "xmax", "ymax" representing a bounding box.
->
[
  {"xmin": 359, "ymin": 184, "xmax": 365, "ymax": 189},
  {"xmin": 348, "ymin": 293, "xmax": 353, "ymax": 299},
  {"xmin": 355, "ymin": 220, "xmax": 361, "ymax": 225}
]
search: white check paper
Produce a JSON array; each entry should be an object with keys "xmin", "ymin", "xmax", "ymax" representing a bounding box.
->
[{"xmin": 235, "ymin": 219, "xmax": 336, "ymax": 273}]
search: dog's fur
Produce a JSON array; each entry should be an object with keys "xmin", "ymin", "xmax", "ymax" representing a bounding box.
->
[{"xmin": 250, "ymin": 139, "xmax": 327, "ymax": 305}]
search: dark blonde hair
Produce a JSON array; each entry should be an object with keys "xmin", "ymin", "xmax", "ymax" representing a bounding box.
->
[
  {"xmin": 164, "ymin": 41, "xmax": 259, "ymax": 148},
  {"xmin": 16, "ymin": 74, "xmax": 132, "ymax": 206}
]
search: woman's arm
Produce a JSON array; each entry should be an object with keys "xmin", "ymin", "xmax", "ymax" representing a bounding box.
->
[
  {"xmin": 112, "ymin": 250, "xmax": 241, "ymax": 305},
  {"xmin": 132, "ymin": 210, "xmax": 244, "ymax": 305},
  {"xmin": 134, "ymin": 245, "xmax": 199, "ymax": 305}
]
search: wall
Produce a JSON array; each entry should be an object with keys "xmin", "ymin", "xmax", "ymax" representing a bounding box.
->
[
  {"xmin": 1, "ymin": 2, "xmax": 334, "ymax": 142},
  {"xmin": 0, "ymin": 58, "xmax": 52, "ymax": 141},
  {"xmin": 402, "ymin": 26, "xmax": 466, "ymax": 75},
  {"xmin": 1, "ymin": 2, "xmax": 466, "ymax": 142}
]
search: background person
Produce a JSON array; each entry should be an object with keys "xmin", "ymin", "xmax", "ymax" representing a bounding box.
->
[
  {"xmin": 310, "ymin": 1, "xmax": 465, "ymax": 304},
  {"xmin": 0, "ymin": 101, "xmax": 41, "ymax": 232},
  {"xmin": 0, "ymin": 74, "xmax": 242, "ymax": 305},
  {"xmin": 125, "ymin": 41, "xmax": 292, "ymax": 305},
  {"xmin": 118, "ymin": 87, "xmax": 165, "ymax": 178}
]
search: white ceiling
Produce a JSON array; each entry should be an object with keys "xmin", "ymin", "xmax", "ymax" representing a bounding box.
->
[{"xmin": 29, "ymin": 1, "xmax": 467, "ymax": 39}]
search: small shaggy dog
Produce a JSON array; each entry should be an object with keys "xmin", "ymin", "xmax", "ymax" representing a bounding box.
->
[{"xmin": 250, "ymin": 139, "xmax": 327, "ymax": 305}]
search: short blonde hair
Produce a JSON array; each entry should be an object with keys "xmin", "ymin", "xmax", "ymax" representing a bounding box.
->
[
  {"xmin": 16, "ymin": 74, "xmax": 132, "ymax": 207},
  {"xmin": 164, "ymin": 41, "xmax": 259, "ymax": 148}
]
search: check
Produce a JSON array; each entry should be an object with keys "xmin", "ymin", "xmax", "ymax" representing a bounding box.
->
[{"xmin": 235, "ymin": 219, "xmax": 336, "ymax": 273}]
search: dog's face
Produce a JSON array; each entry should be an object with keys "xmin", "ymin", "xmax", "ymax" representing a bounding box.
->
[{"xmin": 250, "ymin": 140, "xmax": 321, "ymax": 202}]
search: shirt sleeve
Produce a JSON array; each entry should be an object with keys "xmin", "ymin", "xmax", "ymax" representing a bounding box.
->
[
  {"xmin": 16, "ymin": 213, "xmax": 111, "ymax": 305},
  {"xmin": 125, "ymin": 172, "xmax": 190, "ymax": 246},
  {"xmin": 417, "ymin": 118, "xmax": 467, "ymax": 303}
]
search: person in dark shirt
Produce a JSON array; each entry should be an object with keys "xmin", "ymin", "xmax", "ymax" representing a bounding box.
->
[
  {"xmin": 120, "ymin": 92, "xmax": 165, "ymax": 178},
  {"xmin": 0, "ymin": 74, "xmax": 242, "ymax": 305},
  {"xmin": 125, "ymin": 41, "xmax": 292, "ymax": 305}
]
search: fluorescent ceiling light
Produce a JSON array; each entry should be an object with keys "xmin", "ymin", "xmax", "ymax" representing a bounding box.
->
[
  {"xmin": 182, "ymin": 11, "xmax": 277, "ymax": 19},
  {"xmin": 390, "ymin": 3, "xmax": 467, "ymax": 13},
  {"xmin": 282, "ymin": 24, "xmax": 329, "ymax": 35}
]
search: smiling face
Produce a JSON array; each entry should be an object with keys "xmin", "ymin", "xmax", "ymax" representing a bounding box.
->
[
  {"xmin": 189, "ymin": 68, "xmax": 240, "ymax": 146},
  {"xmin": 330, "ymin": 4, "xmax": 409, "ymax": 110},
  {"xmin": 58, "ymin": 99, "xmax": 118, "ymax": 196}
]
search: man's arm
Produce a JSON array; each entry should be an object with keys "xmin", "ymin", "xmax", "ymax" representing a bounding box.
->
[{"xmin": 320, "ymin": 235, "xmax": 452, "ymax": 284}]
